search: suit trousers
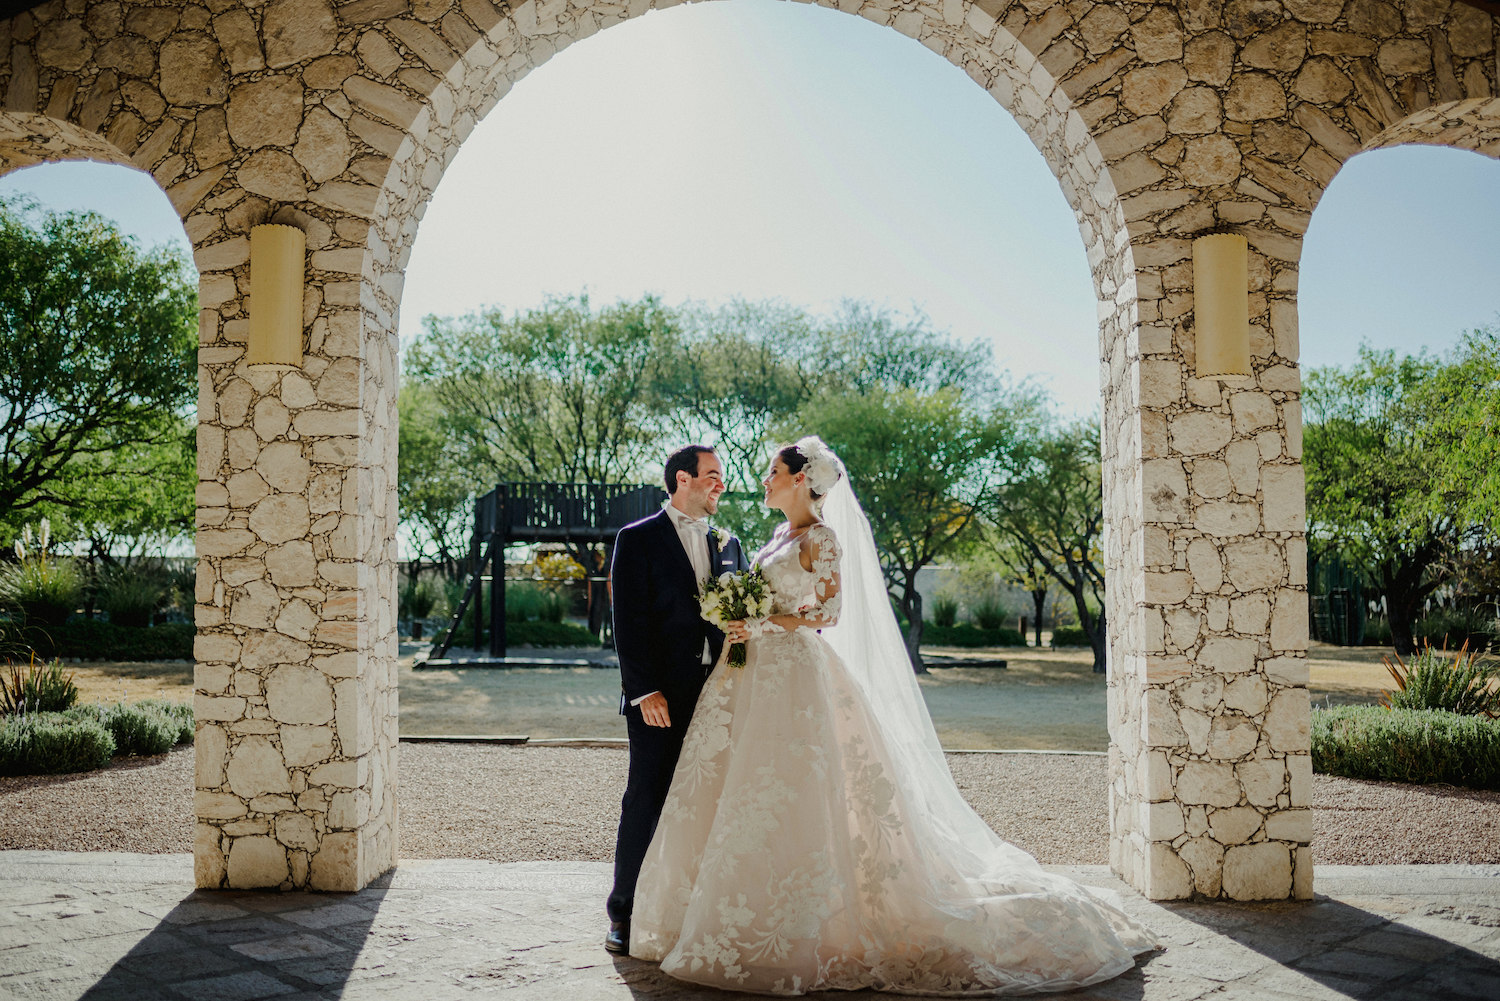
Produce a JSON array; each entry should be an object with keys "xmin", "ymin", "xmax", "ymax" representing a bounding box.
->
[{"xmin": 607, "ymin": 706, "xmax": 693, "ymax": 923}]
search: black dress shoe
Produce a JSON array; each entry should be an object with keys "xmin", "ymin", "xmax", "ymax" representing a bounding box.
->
[{"xmin": 604, "ymin": 920, "xmax": 630, "ymax": 954}]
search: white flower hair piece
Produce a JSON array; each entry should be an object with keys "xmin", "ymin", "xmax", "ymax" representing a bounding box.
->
[{"xmin": 792, "ymin": 435, "xmax": 843, "ymax": 498}]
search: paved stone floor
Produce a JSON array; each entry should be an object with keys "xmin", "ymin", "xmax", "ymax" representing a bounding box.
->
[{"xmin": 2, "ymin": 853, "xmax": 1500, "ymax": 1000}]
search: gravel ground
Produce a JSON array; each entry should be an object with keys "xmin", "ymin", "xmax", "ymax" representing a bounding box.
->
[{"xmin": 3, "ymin": 743, "xmax": 1499, "ymax": 866}]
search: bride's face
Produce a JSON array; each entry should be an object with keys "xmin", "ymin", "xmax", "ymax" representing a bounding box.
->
[{"xmin": 762, "ymin": 457, "xmax": 805, "ymax": 510}]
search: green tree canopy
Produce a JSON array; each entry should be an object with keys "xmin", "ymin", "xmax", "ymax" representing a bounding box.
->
[
  {"xmin": 797, "ymin": 385, "xmax": 1038, "ymax": 670},
  {"xmin": 1304, "ymin": 342, "xmax": 1496, "ymax": 654},
  {"xmin": 397, "ymin": 382, "xmax": 480, "ymax": 583},
  {"xmin": 0, "ymin": 198, "xmax": 197, "ymax": 546},
  {"xmin": 405, "ymin": 293, "xmax": 678, "ymax": 486},
  {"xmin": 986, "ymin": 420, "xmax": 1106, "ymax": 671}
]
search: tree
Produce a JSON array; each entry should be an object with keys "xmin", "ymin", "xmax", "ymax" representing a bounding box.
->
[
  {"xmin": 405, "ymin": 293, "xmax": 676, "ymax": 485},
  {"xmin": 0, "ymin": 199, "xmax": 197, "ymax": 528},
  {"xmin": 799, "ymin": 386, "xmax": 1032, "ymax": 671},
  {"xmin": 1415, "ymin": 326, "xmax": 1500, "ymax": 534},
  {"xmin": 396, "ymin": 383, "xmax": 480, "ymax": 584},
  {"xmin": 404, "ymin": 293, "xmax": 679, "ymax": 634},
  {"xmin": 995, "ymin": 555, "xmax": 1050, "ymax": 649},
  {"xmin": 987, "ymin": 420, "xmax": 1107, "ymax": 671},
  {"xmin": 654, "ymin": 300, "xmax": 819, "ymax": 543},
  {"xmin": 810, "ymin": 300, "xmax": 994, "ymax": 397},
  {"xmin": 1303, "ymin": 345, "xmax": 1491, "ymax": 655}
]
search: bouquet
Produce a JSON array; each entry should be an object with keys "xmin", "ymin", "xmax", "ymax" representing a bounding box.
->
[{"xmin": 699, "ymin": 567, "xmax": 774, "ymax": 668}]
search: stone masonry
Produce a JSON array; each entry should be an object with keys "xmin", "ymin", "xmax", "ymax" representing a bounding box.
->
[{"xmin": 0, "ymin": 0, "xmax": 1495, "ymax": 899}]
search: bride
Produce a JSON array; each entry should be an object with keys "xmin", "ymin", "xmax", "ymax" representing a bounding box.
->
[{"xmin": 629, "ymin": 436, "xmax": 1155, "ymax": 995}]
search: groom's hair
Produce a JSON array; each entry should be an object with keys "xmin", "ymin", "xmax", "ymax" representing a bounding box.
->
[{"xmin": 664, "ymin": 445, "xmax": 715, "ymax": 494}]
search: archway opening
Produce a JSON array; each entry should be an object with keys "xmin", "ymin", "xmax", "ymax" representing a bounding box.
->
[
  {"xmin": 0, "ymin": 152, "xmax": 200, "ymax": 799},
  {"xmin": 390, "ymin": 0, "xmax": 1117, "ymax": 865},
  {"xmin": 1298, "ymin": 133, "xmax": 1500, "ymax": 862}
]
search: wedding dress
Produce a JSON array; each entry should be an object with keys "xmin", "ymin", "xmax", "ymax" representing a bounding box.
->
[{"xmin": 631, "ymin": 444, "xmax": 1155, "ymax": 996}]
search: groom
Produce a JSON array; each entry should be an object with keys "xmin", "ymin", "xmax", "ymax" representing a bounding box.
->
[{"xmin": 604, "ymin": 444, "xmax": 749, "ymax": 954}]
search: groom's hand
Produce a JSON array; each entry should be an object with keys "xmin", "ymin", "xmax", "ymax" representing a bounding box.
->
[{"xmin": 638, "ymin": 692, "xmax": 671, "ymax": 728}]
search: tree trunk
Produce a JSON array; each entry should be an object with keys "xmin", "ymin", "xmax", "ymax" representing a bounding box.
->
[
  {"xmin": 902, "ymin": 587, "xmax": 926, "ymax": 673},
  {"xmin": 1382, "ymin": 546, "xmax": 1440, "ymax": 657},
  {"xmin": 1065, "ymin": 583, "xmax": 1107, "ymax": 674},
  {"xmin": 1031, "ymin": 589, "xmax": 1046, "ymax": 647},
  {"xmin": 1087, "ymin": 608, "xmax": 1107, "ymax": 674}
]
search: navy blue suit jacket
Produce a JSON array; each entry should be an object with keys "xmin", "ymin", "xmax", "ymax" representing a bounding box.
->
[{"xmin": 610, "ymin": 508, "xmax": 750, "ymax": 717}]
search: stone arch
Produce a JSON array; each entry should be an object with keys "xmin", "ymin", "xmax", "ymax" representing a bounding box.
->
[
  {"xmin": 0, "ymin": 111, "xmax": 135, "ymax": 173},
  {"xmin": 354, "ymin": 0, "xmax": 1160, "ymax": 895},
  {"xmin": 2, "ymin": 0, "xmax": 1495, "ymax": 899}
]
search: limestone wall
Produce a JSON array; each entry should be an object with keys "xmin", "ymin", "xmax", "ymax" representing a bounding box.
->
[{"xmin": 0, "ymin": 0, "xmax": 1494, "ymax": 898}]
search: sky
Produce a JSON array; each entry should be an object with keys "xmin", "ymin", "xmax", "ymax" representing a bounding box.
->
[{"xmin": 3, "ymin": 0, "xmax": 1497, "ymax": 420}]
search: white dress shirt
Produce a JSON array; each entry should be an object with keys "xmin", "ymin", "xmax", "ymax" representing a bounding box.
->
[{"xmin": 630, "ymin": 501, "xmax": 715, "ymax": 707}]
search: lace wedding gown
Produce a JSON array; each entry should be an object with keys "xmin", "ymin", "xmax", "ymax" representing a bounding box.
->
[{"xmin": 631, "ymin": 523, "xmax": 1154, "ymax": 996}]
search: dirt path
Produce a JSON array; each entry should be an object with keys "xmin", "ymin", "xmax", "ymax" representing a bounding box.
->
[
  {"xmin": 398, "ymin": 641, "xmax": 1403, "ymax": 750},
  {"xmin": 41, "ymin": 640, "xmax": 1404, "ymax": 750}
]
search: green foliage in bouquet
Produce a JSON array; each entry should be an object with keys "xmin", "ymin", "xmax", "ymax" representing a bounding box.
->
[{"xmin": 699, "ymin": 567, "xmax": 773, "ymax": 668}]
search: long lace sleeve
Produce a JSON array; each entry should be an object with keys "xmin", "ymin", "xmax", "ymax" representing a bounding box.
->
[{"xmin": 799, "ymin": 525, "xmax": 842, "ymax": 627}]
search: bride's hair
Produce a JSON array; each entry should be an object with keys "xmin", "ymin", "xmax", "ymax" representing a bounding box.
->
[{"xmin": 776, "ymin": 441, "xmax": 839, "ymax": 500}]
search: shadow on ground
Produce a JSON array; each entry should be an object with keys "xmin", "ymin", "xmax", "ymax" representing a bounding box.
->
[
  {"xmin": 1156, "ymin": 895, "xmax": 1500, "ymax": 999},
  {"xmin": 77, "ymin": 889, "xmax": 383, "ymax": 1000}
]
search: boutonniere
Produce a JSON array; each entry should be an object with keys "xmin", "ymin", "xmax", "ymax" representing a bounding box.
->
[{"xmin": 709, "ymin": 526, "xmax": 728, "ymax": 549}]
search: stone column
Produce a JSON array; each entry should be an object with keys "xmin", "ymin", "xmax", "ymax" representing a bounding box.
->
[
  {"xmin": 1108, "ymin": 239, "xmax": 1311, "ymax": 901},
  {"xmin": 194, "ymin": 207, "xmax": 399, "ymax": 892}
]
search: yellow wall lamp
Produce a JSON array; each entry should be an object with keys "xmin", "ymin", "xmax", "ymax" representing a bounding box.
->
[
  {"xmin": 247, "ymin": 224, "xmax": 306, "ymax": 370},
  {"xmin": 1192, "ymin": 232, "xmax": 1252, "ymax": 381}
]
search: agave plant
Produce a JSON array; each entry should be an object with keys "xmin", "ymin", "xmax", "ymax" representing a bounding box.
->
[
  {"xmin": 0, "ymin": 653, "xmax": 78, "ymax": 715},
  {"xmin": 1379, "ymin": 640, "xmax": 1500, "ymax": 717}
]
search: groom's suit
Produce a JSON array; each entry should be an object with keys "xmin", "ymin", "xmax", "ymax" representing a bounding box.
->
[{"xmin": 606, "ymin": 506, "xmax": 749, "ymax": 925}]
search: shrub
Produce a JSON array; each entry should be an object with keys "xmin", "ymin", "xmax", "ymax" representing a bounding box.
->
[
  {"xmin": 1363, "ymin": 615, "xmax": 1393, "ymax": 646},
  {"xmin": 135, "ymin": 698, "xmax": 195, "ymax": 744},
  {"xmin": 95, "ymin": 568, "xmax": 167, "ymax": 628},
  {"xmin": 0, "ymin": 712, "xmax": 115, "ymax": 776},
  {"xmin": 400, "ymin": 577, "xmax": 439, "ymax": 620},
  {"xmin": 4, "ymin": 620, "xmax": 194, "ymax": 661},
  {"xmin": 971, "ymin": 595, "xmax": 1009, "ymax": 632},
  {"xmin": 1380, "ymin": 641, "xmax": 1500, "ymax": 716},
  {"xmin": 0, "ymin": 523, "xmax": 82, "ymax": 627},
  {"xmin": 505, "ymin": 620, "xmax": 599, "ymax": 648},
  {"xmin": 65, "ymin": 702, "xmax": 179, "ymax": 757},
  {"xmin": 505, "ymin": 583, "xmax": 569, "ymax": 624},
  {"xmin": 0, "ymin": 656, "xmax": 78, "ymax": 714},
  {"xmin": 922, "ymin": 623, "xmax": 1026, "ymax": 648},
  {"xmin": 164, "ymin": 564, "xmax": 197, "ymax": 617},
  {"xmin": 1415, "ymin": 607, "xmax": 1498, "ymax": 652},
  {"xmin": 1313, "ymin": 704, "xmax": 1500, "ymax": 789},
  {"xmin": 931, "ymin": 596, "xmax": 958, "ymax": 628},
  {"xmin": 1051, "ymin": 626, "xmax": 1090, "ymax": 647}
]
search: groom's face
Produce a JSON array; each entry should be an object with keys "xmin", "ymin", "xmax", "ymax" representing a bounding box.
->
[{"xmin": 675, "ymin": 451, "xmax": 726, "ymax": 518}]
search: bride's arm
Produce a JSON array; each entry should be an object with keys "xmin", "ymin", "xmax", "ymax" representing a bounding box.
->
[
  {"xmin": 725, "ymin": 529, "xmax": 842, "ymax": 640},
  {"xmin": 770, "ymin": 529, "xmax": 841, "ymax": 631}
]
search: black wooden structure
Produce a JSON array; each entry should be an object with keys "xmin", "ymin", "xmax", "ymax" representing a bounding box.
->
[{"xmin": 429, "ymin": 482, "xmax": 666, "ymax": 660}]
